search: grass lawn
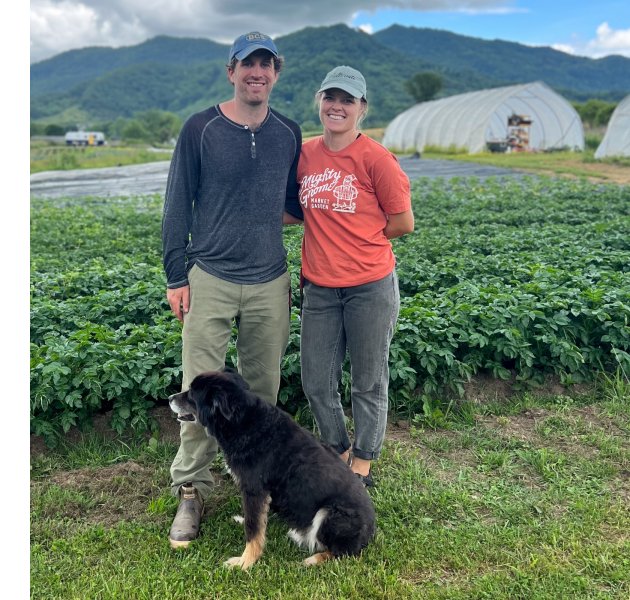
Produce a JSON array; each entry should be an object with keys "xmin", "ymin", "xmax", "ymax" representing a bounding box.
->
[
  {"xmin": 422, "ymin": 150, "xmax": 630, "ymax": 185},
  {"xmin": 31, "ymin": 381, "xmax": 630, "ymax": 599},
  {"xmin": 30, "ymin": 132, "xmax": 630, "ymax": 186},
  {"xmin": 30, "ymin": 142, "xmax": 173, "ymax": 174}
]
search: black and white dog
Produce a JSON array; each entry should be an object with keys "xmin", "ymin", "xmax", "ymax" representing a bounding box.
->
[{"xmin": 169, "ymin": 368, "xmax": 375, "ymax": 569}]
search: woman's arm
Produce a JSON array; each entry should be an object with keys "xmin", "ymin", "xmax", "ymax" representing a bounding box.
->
[
  {"xmin": 283, "ymin": 211, "xmax": 303, "ymax": 225},
  {"xmin": 384, "ymin": 209, "xmax": 415, "ymax": 239}
]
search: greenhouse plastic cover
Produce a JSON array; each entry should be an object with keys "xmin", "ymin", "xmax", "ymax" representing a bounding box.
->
[
  {"xmin": 382, "ymin": 81, "xmax": 584, "ymax": 154},
  {"xmin": 594, "ymin": 94, "xmax": 630, "ymax": 159}
]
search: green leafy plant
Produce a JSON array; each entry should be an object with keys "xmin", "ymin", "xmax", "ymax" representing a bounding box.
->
[{"xmin": 31, "ymin": 177, "xmax": 630, "ymax": 443}]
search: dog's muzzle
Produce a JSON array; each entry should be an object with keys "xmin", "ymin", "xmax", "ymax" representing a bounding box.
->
[
  {"xmin": 169, "ymin": 396, "xmax": 195, "ymax": 422},
  {"xmin": 175, "ymin": 413, "xmax": 195, "ymax": 422}
]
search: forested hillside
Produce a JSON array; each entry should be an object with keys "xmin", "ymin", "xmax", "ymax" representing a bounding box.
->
[
  {"xmin": 374, "ymin": 25, "xmax": 630, "ymax": 101},
  {"xmin": 30, "ymin": 23, "xmax": 629, "ymax": 128},
  {"xmin": 30, "ymin": 36, "xmax": 227, "ymax": 96}
]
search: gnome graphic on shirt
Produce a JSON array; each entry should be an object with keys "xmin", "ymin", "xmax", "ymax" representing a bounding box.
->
[{"xmin": 332, "ymin": 174, "xmax": 358, "ymax": 213}]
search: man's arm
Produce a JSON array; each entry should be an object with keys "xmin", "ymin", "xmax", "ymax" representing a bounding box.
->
[
  {"xmin": 162, "ymin": 116, "xmax": 201, "ymax": 313},
  {"xmin": 283, "ymin": 121, "xmax": 303, "ymax": 222}
]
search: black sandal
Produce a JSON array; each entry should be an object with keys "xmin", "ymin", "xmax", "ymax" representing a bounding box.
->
[
  {"xmin": 356, "ymin": 470, "xmax": 375, "ymax": 488},
  {"xmin": 348, "ymin": 456, "xmax": 375, "ymax": 488}
]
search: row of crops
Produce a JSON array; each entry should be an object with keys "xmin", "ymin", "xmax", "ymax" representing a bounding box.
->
[{"xmin": 30, "ymin": 177, "xmax": 630, "ymax": 443}]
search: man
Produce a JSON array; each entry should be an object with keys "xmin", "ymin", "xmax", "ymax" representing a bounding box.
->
[{"xmin": 162, "ymin": 31, "xmax": 302, "ymax": 548}]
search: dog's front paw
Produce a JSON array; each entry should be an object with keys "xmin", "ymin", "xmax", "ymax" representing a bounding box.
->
[
  {"xmin": 303, "ymin": 555, "xmax": 319, "ymax": 566},
  {"xmin": 224, "ymin": 555, "xmax": 255, "ymax": 570},
  {"xmin": 303, "ymin": 551, "xmax": 334, "ymax": 566}
]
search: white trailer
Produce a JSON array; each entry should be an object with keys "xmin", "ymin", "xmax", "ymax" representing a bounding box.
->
[{"xmin": 64, "ymin": 131, "xmax": 106, "ymax": 146}]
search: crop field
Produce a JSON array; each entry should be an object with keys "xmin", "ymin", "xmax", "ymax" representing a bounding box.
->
[
  {"xmin": 30, "ymin": 176, "xmax": 630, "ymax": 599},
  {"xmin": 30, "ymin": 176, "xmax": 630, "ymax": 442}
]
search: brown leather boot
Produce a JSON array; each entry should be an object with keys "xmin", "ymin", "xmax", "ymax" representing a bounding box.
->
[{"xmin": 169, "ymin": 483, "xmax": 204, "ymax": 549}]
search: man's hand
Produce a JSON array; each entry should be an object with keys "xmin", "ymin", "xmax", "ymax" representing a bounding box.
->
[{"xmin": 167, "ymin": 286, "xmax": 190, "ymax": 322}]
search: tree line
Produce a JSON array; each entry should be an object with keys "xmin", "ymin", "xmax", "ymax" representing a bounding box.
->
[
  {"xmin": 31, "ymin": 109, "xmax": 182, "ymax": 146},
  {"xmin": 31, "ymin": 75, "xmax": 618, "ymax": 145}
]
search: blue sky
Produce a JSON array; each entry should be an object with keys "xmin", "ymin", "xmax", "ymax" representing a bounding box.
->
[
  {"xmin": 351, "ymin": 1, "xmax": 629, "ymax": 57},
  {"xmin": 29, "ymin": 0, "xmax": 630, "ymax": 64}
]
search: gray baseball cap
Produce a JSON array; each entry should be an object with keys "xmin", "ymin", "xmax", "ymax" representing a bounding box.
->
[{"xmin": 318, "ymin": 65, "xmax": 367, "ymax": 99}]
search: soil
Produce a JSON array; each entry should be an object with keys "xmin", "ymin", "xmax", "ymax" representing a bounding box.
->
[
  {"xmin": 30, "ymin": 384, "xmax": 630, "ymax": 528},
  {"xmin": 29, "ymin": 373, "xmax": 595, "ymax": 457},
  {"xmin": 30, "ymin": 404, "xmax": 181, "ymax": 457},
  {"xmin": 580, "ymin": 162, "xmax": 630, "ymax": 185},
  {"xmin": 31, "ymin": 371, "xmax": 630, "ymax": 531}
]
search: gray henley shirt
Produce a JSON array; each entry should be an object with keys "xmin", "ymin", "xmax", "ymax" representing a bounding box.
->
[{"xmin": 162, "ymin": 104, "xmax": 303, "ymax": 288}]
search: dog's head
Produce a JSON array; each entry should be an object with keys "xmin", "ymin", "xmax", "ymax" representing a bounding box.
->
[{"xmin": 168, "ymin": 367, "xmax": 252, "ymax": 435}]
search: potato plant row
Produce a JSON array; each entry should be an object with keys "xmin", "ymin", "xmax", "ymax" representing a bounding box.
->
[{"xmin": 30, "ymin": 177, "xmax": 630, "ymax": 443}]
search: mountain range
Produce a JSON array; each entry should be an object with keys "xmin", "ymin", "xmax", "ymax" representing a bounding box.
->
[{"xmin": 30, "ymin": 23, "xmax": 630, "ymax": 128}]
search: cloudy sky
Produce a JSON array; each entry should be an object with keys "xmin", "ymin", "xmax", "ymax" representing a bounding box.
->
[{"xmin": 30, "ymin": 0, "xmax": 630, "ymax": 64}]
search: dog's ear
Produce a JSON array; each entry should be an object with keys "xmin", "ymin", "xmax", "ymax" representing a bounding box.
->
[
  {"xmin": 196, "ymin": 394, "xmax": 214, "ymax": 427},
  {"xmin": 194, "ymin": 385, "xmax": 236, "ymax": 426},
  {"xmin": 212, "ymin": 388, "xmax": 236, "ymax": 421},
  {"xmin": 195, "ymin": 385, "xmax": 234, "ymax": 427}
]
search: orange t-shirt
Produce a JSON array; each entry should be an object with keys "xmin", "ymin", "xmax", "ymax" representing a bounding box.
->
[{"xmin": 297, "ymin": 134, "xmax": 411, "ymax": 287}]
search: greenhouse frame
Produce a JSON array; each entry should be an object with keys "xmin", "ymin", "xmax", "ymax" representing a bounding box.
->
[
  {"xmin": 382, "ymin": 81, "xmax": 584, "ymax": 154},
  {"xmin": 594, "ymin": 94, "xmax": 630, "ymax": 159}
]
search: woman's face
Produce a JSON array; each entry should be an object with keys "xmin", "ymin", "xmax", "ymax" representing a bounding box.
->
[{"xmin": 319, "ymin": 88, "xmax": 365, "ymax": 134}]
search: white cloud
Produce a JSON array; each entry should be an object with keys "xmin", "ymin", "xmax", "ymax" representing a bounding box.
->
[
  {"xmin": 551, "ymin": 43, "xmax": 576, "ymax": 56},
  {"xmin": 30, "ymin": 2, "xmax": 630, "ymax": 64},
  {"xmin": 30, "ymin": 0, "xmax": 150, "ymax": 62},
  {"xmin": 586, "ymin": 22, "xmax": 630, "ymax": 58},
  {"xmin": 29, "ymin": 0, "xmax": 515, "ymax": 63},
  {"xmin": 548, "ymin": 22, "xmax": 630, "ymax": 59}
]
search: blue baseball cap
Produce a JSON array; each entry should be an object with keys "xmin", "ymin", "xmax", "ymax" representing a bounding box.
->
[{"xmin": 229, "ymin": 31, "xmax": 278, "ymax": 61}]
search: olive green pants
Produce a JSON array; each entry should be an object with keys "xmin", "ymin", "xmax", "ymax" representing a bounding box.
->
[{"xmin": 170, "ymin": 265, "xmax": 291, "ymax": 500}]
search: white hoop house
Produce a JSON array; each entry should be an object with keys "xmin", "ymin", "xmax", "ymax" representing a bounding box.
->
[
  {"xmin": 382, "ymin": 81, "xmax": 584, "ymax": 154},
  {"xmin": 594, "ymin": 94, "xmax": 630, "ymax": 159}
]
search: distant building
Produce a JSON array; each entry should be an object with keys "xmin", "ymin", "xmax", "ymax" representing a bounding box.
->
[
  {"xmin": 64, "ymin": 131, "xmax": 106, "ymax": 146},
  {"xmin": 382, "ymin": 81, "xmax": 584, "ymax": 154},
  {"xmin": 594, "ymin": 95, "xmax": 630, "ymax": 159}
]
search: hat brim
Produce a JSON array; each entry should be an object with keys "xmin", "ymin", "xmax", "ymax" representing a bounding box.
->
[
  {"xmin": 317, "ymin": 82, "xmax": 365, "ymax": 99},
  {"xmin": 233, "ymin": 44, "xmax": 278, "ymax": 61}
]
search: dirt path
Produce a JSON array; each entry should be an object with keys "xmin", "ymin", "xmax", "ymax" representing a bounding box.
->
[
  {"xmin": 30, "ymin": 158, "xmax": 529, "ymax": 199},
  {"xmin": 30, "ymin": 157, "xmax": 628, "ymax": 200},
  {"xmin": 515, "ymin": 161, "xmax": 630, "ymax": 185},
  {"xmin": 30, "ymin": 161, "xmax": 171, "ymax": 198}
]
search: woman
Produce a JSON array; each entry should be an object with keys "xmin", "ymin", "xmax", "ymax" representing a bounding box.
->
[{"xmin": 297, "ymin": 66, "xmax": 414, "ymax": 487}]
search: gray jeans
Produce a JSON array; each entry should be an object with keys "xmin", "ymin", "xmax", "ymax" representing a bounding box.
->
[
  {"xmin": 170, "ymin": 265, "xmax": 291, "ymax": 499},
  {"xmin": 300, "ymin": 271, "xmax": 400, "ymax": 460}
]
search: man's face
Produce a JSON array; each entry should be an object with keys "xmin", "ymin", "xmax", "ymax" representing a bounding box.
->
[{"xmin": 228, "ymin": 50, "xmax": 279, "ymax": 107}]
